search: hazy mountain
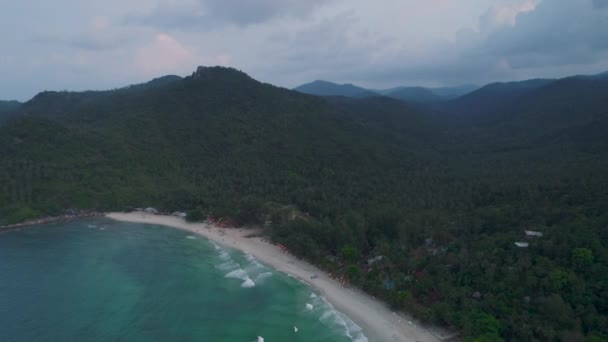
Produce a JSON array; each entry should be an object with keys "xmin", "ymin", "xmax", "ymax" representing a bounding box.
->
[
  {"xmin": 429, "ymin": 84, "xmax": 478, "ymax": 98},
  {"xmin": 295, "ymin": 80, "xmax": 478, "ymax": 103},
  {"xmin": 293, "ymin": 80, "xmax": 377, "ymax": 98},
  {"xmin": 595, "ymin": 70, "xmax": 608, "ymax": 79},
  {"xmin": 440, "ymin": 78, "xmax": 555, "ymax": 118},
  {"xmin": 435, "ymin": 75, "xmax": 608, "ymax": 156},
  {"xmin": 377, "ymin": 86, "xmax": 442, "ymax": 103},
  {"xmin": 378, "ymin": 84, "xmax": 478, "ymax": 101}
]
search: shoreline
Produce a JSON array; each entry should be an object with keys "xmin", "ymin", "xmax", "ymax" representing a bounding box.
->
[
  {"xmin": 106, "ymin": 212, "xmax": 446, "ymax": 342},
  {"xmin": 0, "ymin": 212, "xmax": 104, "ymax": 234}
]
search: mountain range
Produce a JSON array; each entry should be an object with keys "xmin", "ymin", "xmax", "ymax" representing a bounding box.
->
[
  {"xmin": 1, "ymin": 66, "xmax": 607, "ymax": 341},
  {"xmin": 294, "ymin": 71, "xmax": 608, "ymax": 106},
  {"xmin": 294, "ymin": 80, "xmax": 478, "ymax": 102}
]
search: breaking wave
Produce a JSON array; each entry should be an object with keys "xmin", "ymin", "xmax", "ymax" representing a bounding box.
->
[{"xmin": 313, "ymin": 296, "xmax": 368, "ymax": 342}]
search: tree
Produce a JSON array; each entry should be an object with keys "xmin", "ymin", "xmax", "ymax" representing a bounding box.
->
[
  {"xmin": 346, "ymin": 264, "xmax": 361, "ymax": 282},
  {"xmin": 462, "ymin": 311, "xmax": 502, "ymax": 338},
  {"xmin": 340, "ymin": 245, "xmax": 360, "ymax": 262},
  {"xmin": 572, "ymin": 248, "xmax": 593, "ymax": 270}
]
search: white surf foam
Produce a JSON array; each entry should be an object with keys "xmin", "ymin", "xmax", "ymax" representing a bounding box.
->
[
  {"xmin": 317, "ymin": 297, "xmax": 368, "ymax": 342},
  {"xmin": 210, "ymin": 241, "xmax": 222, "ymax": 251},
  {"xmin": 241, "ymin": 278, "xmax": 256, "ymax": 288},
  {"xmin": 218, "ymin": 250, "xmax": 231, "ymax": 261},
  {"xmin": 186, "ymin": 235, "xmax": 197, "ymax": 239},
  {"xmin": 254, "ymin": 272, "xmax": 273, "ymax": 282},
  {"xmin": 244, "ymin": 254, "xmax": 265, "ymax": 270},
  {"xmin": 225, "ymin": 269, "xmax": 249, "ymax": 280},
  {"xmin": 216, "ymin": 260, "xmax": 239, "ymax": 271}
]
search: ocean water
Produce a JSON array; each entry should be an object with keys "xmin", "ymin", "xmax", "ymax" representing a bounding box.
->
[{"xmin": 0, "ymin": 219, "xmax": 367, "ymax": 342}]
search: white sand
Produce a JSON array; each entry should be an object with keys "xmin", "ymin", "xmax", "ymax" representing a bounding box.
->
[{"xmin": 106, "ymin": 212, "xmax": 441, "ymax": 342}]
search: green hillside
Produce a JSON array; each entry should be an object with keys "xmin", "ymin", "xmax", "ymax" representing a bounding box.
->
[
  {"xmin": 1, "ymin": 66, "xmax": 607, "ymax": 341},
  {"xmin": 0, "ymin": 100, "xmax": 21, "ymax": 123}
]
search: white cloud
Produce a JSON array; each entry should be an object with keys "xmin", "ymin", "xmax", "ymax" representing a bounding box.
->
[
  {"xmin": 1, "ymin": 0, "xmax": 607, "ymax": 101},
  {"xmin": 479, "ymin": 0, "xmax": 542, "ymax": 33},
  {"xmin": 133, "ymin": 33, "xmax": 199, "ymax": 76}
]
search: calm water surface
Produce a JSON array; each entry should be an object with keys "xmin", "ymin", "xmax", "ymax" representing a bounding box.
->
[{"xmin": 0, "ymin": 219, "xmax": 367, "ymax": 342}]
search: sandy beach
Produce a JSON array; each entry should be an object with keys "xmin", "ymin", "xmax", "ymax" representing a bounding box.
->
[{"xmin": 107, "ymin": 212, "xmax": 444, "ymax": 342}]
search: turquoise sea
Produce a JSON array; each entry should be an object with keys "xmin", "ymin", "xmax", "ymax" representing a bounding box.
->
[{"xmin": 0, "ymin": 219, "xmax": 367, "ymax": 342}]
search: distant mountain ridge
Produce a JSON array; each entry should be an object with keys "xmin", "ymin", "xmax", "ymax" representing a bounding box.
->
[
  {"xmin": 294, "ymin": 80, "xmax": 477, "ymax": 103},
  {"xmin": 293, "ymin": 80, "xmax": 377, "ymax": 98},
  {"xmin": 295, "ymin": 70, "xmax": 607, "ymax": 104}
]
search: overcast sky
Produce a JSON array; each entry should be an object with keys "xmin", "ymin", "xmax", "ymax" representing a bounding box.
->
[{"xmin": 1, "ymin": 0, "xmax": 607, "ymax": 100}]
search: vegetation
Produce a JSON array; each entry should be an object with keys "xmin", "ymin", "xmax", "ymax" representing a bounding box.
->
[
  {"xmin": 1, "ymin": 66, "xmax": 607, "ymax": 340},
  {"xmin": 0, "ymin": 100, "xmax": 21, "ymax": 123}
]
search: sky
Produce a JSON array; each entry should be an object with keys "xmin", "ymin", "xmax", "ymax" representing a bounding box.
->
[{"xmin": 1, "ymin": 0, "xmax": 607, "ymax": 101}]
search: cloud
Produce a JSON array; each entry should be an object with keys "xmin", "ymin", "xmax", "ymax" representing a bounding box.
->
[
  {"xmin": 2, "ymin": 0, "xmax": 608, "ymax": 101},
  {"xmin": 352, "ymin": 0, "xmax": 608, "ymax": 86},
  {"xmin": 270, "ymin": 0, "xmax": 608, "ymax": 88},
  {"xmin": 594, "ymin": 0, "xmax": 608, "ymax": 8},
  {"xmin": 128, "ymin": 0, "xmax": 333, "ymax": 29},
  {"xmin": 479, "ymin": 0, "xmax": 541, "ymax": 33},
  {"xmin": 482, "ymin": 0, "xmax": 608, "ymax": 63},
  {"xmin": 133, "ymin": 33, "xmax": 199, "ymax": 75},
  {"xmin": 32, "ymin": 17, "xmax": 133, "ymax": 52}
]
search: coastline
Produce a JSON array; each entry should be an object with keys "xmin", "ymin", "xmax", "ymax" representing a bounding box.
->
[
  {"xmin": 106, "ymin": 212, "xmax": 444, "ymax": 342},
  {"xmin": 0, "ymin": 212, "xmax": 104, "ymax": 234}
]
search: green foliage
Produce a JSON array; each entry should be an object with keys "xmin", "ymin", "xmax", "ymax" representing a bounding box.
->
[
  {"xmin": 0, "ymin": 100, "xmax": 21, "ymax": 124},
  {"xmin": 346, "ymin": 264, "xmax": 361, "ymax": 281},
  {"xmin": 462, "ymin": 311, "xmax": 502, "ymax": 337},
  {"xmin": 186, "ymin": 209, "xmax": 206, "ymax": 222},
  {"xmin": 340, "ymin": 245, "xmax": 360, "ymax": 262},
  {"xmin": 1, "ymin": 205, "xmax": 42, "ymax": 224},
  {"xmin": 572, "ymin": 248, "xmax": 594, "ymax": 270}
]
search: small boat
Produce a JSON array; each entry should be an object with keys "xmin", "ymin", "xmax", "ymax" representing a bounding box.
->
[{"xmin": 294, "ymin": 326, "xmax": 298, "ymax": 333}]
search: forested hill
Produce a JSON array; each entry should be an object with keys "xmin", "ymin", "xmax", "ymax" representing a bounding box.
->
[
  {"xmin": 1, "ymin": 66, "xmax": 607, "ymax": 341},
  {"xmin": 435, "ymin": 75, "xmax": 608, "ymax": 155},
  {"xmin": 0, "ymin": 100, "xmax": 21, "ymax": 123}
]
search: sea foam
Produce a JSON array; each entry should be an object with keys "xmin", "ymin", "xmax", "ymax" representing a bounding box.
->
[
  {"xmin": 225, "ymin": 269, "xmax": 249, "ymax": 280},
  {"xmin": 217, "ymin": 260, "xmax": 239, "ymax": 271},
  {"xmin": 241, "ymin": 279, "xmax": 256, "ymax": 288},
  {"xmin": 211, "ymin": 241, "xmax": 269, "ymax": 290},
  {"xmin": 254, "ymin": 272, "xmax": 272, "ymax": 282},
  {"xmin": 317, "ymin": 297, "xmax": 368, "ymax": 341}
]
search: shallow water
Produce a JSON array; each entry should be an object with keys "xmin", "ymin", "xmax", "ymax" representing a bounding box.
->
[{"xmin": 0, "ymin": 219, "xmax": 367, "ymax": 341}]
